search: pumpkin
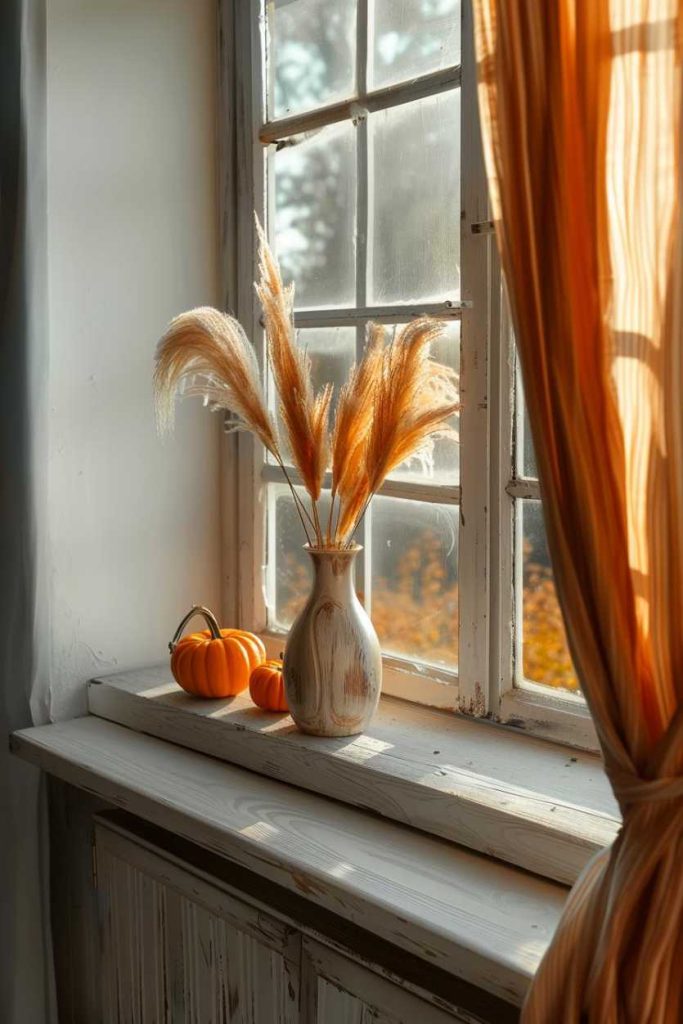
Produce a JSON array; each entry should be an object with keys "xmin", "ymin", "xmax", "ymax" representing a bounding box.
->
[
  {"xmin": 249, "ymin": 658, "xmax": 288, "ymax": 712},
  {"xmin": 169, "ymin": 605, "xmax": 266, "ymax": 698}
]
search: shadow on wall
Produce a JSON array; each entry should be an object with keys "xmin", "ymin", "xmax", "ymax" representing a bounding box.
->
[{"xmin": 0, "ymin": 1, "xmax": 54, "ymax": 1022}]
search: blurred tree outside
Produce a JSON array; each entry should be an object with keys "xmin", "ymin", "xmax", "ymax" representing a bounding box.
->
[
  {"xmin": 522, "ymin": 508, "xmax": 579, "ymax": 692},
  {"xmin": 277, "ymin": 521, "xmax": 578, "ymax": 692}
]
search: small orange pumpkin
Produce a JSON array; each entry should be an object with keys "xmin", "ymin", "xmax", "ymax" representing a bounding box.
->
[
  {"xmin": 169, "ymin": 606, "xmax": 265, "ymax": 698},
  {"xmin": 249, "ymin": 658, "xmax": 288, "ymax": 712}
]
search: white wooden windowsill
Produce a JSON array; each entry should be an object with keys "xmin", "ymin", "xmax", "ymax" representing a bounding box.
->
[
  {"xmin": 12, "ymin": 715, "xmax": 566, "ymax": 1007},
  {"xmin": 87, "ymin": 666, "xmax": 620, "ymax": 886}
]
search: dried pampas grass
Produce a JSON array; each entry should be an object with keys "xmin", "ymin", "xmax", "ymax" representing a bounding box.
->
[
  {"xmin": 154, "ymin": 216, "xmax": 459, "ymax": 550},
  {"xmin": 367, "ymin": 317, "xmax": 459, "ymax": 492},
  {"xmin": 154, "ymin": 306, "xmax": 280, "ymax": 457},
  {"xmin": 255, "ymin": 218, "xmax": 332, "ymax": 543},
  {"xmin": 328, "ymin": 323, "xmax": 384, "ymax": 545},
  {"xmin": 154, "ymin": 304, "xmax": 315, "ymax": 544},
  {"xmin": 332, "ymin": 319, "xmax": 459, "ymax": 545}
]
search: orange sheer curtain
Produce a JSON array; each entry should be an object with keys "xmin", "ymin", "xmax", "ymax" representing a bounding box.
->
[{"xmin": 473, "ymin": 2, "xmax": 683, "ymax": 1022}]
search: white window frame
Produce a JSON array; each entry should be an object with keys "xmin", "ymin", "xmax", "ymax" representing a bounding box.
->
[
  {"xmin": 223, "ymin": 0, "xmax": 598, "ymax": 751},
  {"xmin": 490, "ymin": 293, "xmax": 598, "ymax": 749}
]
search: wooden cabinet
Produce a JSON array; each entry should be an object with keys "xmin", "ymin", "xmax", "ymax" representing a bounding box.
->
[
  {"xmin": 302, "ymin": 940, "xmax": 469, "ymax": 1024},
  {"xmin": 95, "ymin": 820, "xmax": 476, "ymax": 1024},
  {"xmin": 96, "ymin": 824, "xmax": 300, "ymax": 1023}
]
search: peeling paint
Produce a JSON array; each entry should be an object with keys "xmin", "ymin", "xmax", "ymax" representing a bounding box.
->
[{"xmin": 458, "ymin": 681, "xmax": 487, "ymax": 717}]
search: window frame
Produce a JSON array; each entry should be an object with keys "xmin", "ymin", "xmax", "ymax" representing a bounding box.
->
[
  {"xmin": 489, "ymin": 291, "xmax": 599, "ymax": 748},
  {"xmin": 225, "ymin": 0, "xmax": 598, "ymax": 750}
]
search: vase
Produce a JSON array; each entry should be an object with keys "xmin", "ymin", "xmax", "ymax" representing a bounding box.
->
[{"xmin": 283, "ymin": 544, "xmax": 382, "ymax": 737}]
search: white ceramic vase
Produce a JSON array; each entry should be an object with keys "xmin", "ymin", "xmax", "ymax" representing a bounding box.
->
[{"xmin": 283, "ymin": 545, "xmax": 381, "ymax": 737}]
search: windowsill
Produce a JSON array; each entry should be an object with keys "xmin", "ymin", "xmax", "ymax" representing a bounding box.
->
[
  {"xmin": 12, "ymin": 714, "xmax": 566, "ymax": 1007},
  {"xmin": 499, "ymin": 684, "xmax": 599, "ymax": 752},
  {"xmin": 87, "ymin": 665, "xmax": 619, "ymax": 886},
  {"xmin": 261, "ymin": 627, "xmax": 465, "ymax": 711},
  {"xmin": 260, "ymin": 630, "xmax": 602, "ymax": 749}
]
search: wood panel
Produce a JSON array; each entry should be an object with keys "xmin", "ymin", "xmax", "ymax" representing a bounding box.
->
[
  {"xmin": 303, "ymin": 939, "xmax": 473, "ymax": 1024},
  {"xmin": 88, "ymin": 666, "xmax": 618, "ymax": 885},
  {"xmin": 315, "ymin": 979, "xmax": 361, "ymax": 1024},
  {"xmin": 13, "ymin": 717, "xmax": 564, "ymax": 1006},
  {"xmin": 48, "ymin": 776, "xmax": 112, "ymax": 1023},
  {"xmin": 96, "ymin": 809, "xmax": 519, "ymax": 1024},
  {"xmin": 96, "ymin": 823, "xmax": 300, "ymax": 1023},
  {"xmin": 95, "ymin": 820, "xmax": 484, "ymax": 1023}
]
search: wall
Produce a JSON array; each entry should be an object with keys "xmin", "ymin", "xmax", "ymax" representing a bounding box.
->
[
  {"xmin": 0, "ymin": 3, "xmax": 221, "ymax": 1020},
  {"xmin": 45, "ymin": 0, "xmax": 222, "ymax": 722}
]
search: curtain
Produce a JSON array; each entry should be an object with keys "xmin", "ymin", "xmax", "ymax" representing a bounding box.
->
[
  {"xmin": 472, "ymin": 2, "xmax": 683, "ymax": 1022},
  {"xmin": 0, "ymin": 0, "xmax": 55, "ymax": 1021}
]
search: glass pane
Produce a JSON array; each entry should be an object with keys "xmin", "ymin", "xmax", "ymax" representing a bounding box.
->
[
  {"xmin": 272, "ymin": 122, "xmax": 356, "ymax": 309},
  {"xmin": 516, "ymin": 363, "xmax": 538, "ymax": 478},
  {"xmin": 267, "ymin": 0, "xmax": 356, "ymax": 119},
  {"xmin": 269, "ymin": 327, "xmax": 356, "ymax": 465},
  {"xmin": 521, "ymin": 501, "xmax": 579, "ymax": 692},
  {"xmin": 371, "ymin": 0, "xmax": 461, "ymax": 90},
  {"xmin": 369, "ymin": 90, "xmax": 460, "ymax": 304},
  {"xmin": 267, "ymin": 485, "xmax": 334, "ymax": 630},
  {"xmin": 521, "ymin": 405, "xmax": 538, "ymax": 478},
  {"xmin": 304, "ymin": 326, "xmax": 357, "ymax": 407},
  {"xmin": 385, "ymin": 321, "xmax": 460, "ymax": 483},
  {"xmin": 371, "ymin": 496, "xmax": 458, "ymax": 669}
]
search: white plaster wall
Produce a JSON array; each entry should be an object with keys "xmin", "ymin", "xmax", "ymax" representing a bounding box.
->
[{"xmin": 46, "ymin": 0, "xmax": 221, "ymax": 721}]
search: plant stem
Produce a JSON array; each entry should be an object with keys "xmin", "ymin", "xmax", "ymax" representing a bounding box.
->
[
  {"xmin": 277, "ymin": 458, "xmax": 315, "ymax": 546},
  {"xmin": 331, "ymin": 492, "xmax": 343, "ymax": 548},
  {"xmin": 346, "ymin": 493, "xmax": 374, "ymax": 548},
  {"xmin": 311, "ymin": 500, "xmax": 324, "ymax": 548},
  {"xmin": 326, "ymin": 492, "xmax": 336, "ymax": 546}
]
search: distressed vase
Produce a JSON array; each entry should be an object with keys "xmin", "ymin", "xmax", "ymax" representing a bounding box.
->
[{"xmin": 283, "ymin": 544, "xmax": 381, "ymax": 736}]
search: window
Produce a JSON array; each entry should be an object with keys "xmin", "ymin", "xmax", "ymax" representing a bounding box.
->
[
  {"xmin": 491, "ymin": 310, "xmax": 592, "ymax": 745},
  {"xmin": 231, "ymin": 0, "xmax": 591, "ymax": 745},
  {"xmin": 514, "ymin": 369, "xmax": 578, "ymax": 694}
]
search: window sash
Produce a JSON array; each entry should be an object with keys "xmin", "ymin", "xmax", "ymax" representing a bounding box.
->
[
  {"xmin": 491, "ymin": 292, "xmax": 595, "ymax": 742},
  {"xmin": 231, "ymin": 0, "xmax": 488, "ymax": 704},
  {"xmin": 228, "ymin": 0, "xmax": 590, "ymax": 738}
]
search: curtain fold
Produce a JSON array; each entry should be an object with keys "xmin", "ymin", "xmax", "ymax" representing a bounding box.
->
[
  {"xmin": 472, "ymin": 2, "xmax": 683, "ymax": 1021},
  {"xmin": 1, "ymin": 0, "xmax": 55, "ymax": 1020}
]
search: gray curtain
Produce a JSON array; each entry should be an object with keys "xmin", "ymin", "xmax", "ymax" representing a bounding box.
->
[{"xmin": 1, "ymin": 0, "xmax": 55, "ymax": 1020}]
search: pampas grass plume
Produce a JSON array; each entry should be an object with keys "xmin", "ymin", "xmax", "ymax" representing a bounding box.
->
[
  {"xmin": 153, "ymin": 216, "xmax": 459, "ymax": 549},
  {"xmin": 255, "ymin": 219, "xmax": 332, "ymax": 509},
  {"xmin": 154, "ymin": 306, "xmax": 280, "ymax": 458}
]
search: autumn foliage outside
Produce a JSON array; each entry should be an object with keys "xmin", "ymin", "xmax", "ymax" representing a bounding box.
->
[{"xmin": 279, "ymin": 530, "xmax": 579, "ymax": 693}]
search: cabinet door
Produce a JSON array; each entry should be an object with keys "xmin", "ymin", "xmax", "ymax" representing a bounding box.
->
[
  {"xmin": 302, "ymin": 939, "xmax": 472, "ymax": 1024},
  {"xmin": 95, "ymin": 822, "xmax": 300, "ymax": 1024}
]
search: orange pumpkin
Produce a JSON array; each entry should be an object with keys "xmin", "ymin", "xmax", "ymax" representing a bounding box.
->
[
  {"xmin": 249, "ymin": 658, "xmax": 288, "ymax": 712},
  {"xmin": 169, "ymin": 605, "xmax": 265, "ymax": 698}
]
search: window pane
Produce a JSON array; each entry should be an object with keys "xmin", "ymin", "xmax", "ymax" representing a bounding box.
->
[
  {"xmin": 267, "ymin": 485, "xmax": 334, "ymax": 630},
  {"xmin": 303, "ymin": 326, "xmax": 356, "ymax": 406},
  {"xmin": 269, "ymin": 327, "xmax": 356, "ymax": 465},
  {"xmin": 386, "ymin": 320, "xmax": 460, "ymax": 483},
  {"xmin": 369, "ymin": 90, "xmax": 460, "ymax": 304},
  {"xmin": 520, "ymin": 405, "xmax": 538, "ymax": 478},
  {"xmin": 371, "ymin": 496, "xmax": 458, "ymax": 670},
  {"xmin": 272, "ymin": 122, "xmax": 356, "ymax": 309},
  {"xmin": 370, "ymin": 0, "xmax": 461, "ymax": 90},
  {"xmin": 516, "ymin": 365, "xmax": 538, "ymax": 478},
  {"xmin": 521, "ymin": 501, "xmax": 579, "ymax": 692},
  {"xmin": 267, "ymin": 0, "xmax": 356, "ymax": 119}
]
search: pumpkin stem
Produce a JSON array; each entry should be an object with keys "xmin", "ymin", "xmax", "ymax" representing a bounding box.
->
[{"xmin": 169, "ymin": 605, "xmax": 222, "ymax": 651}]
